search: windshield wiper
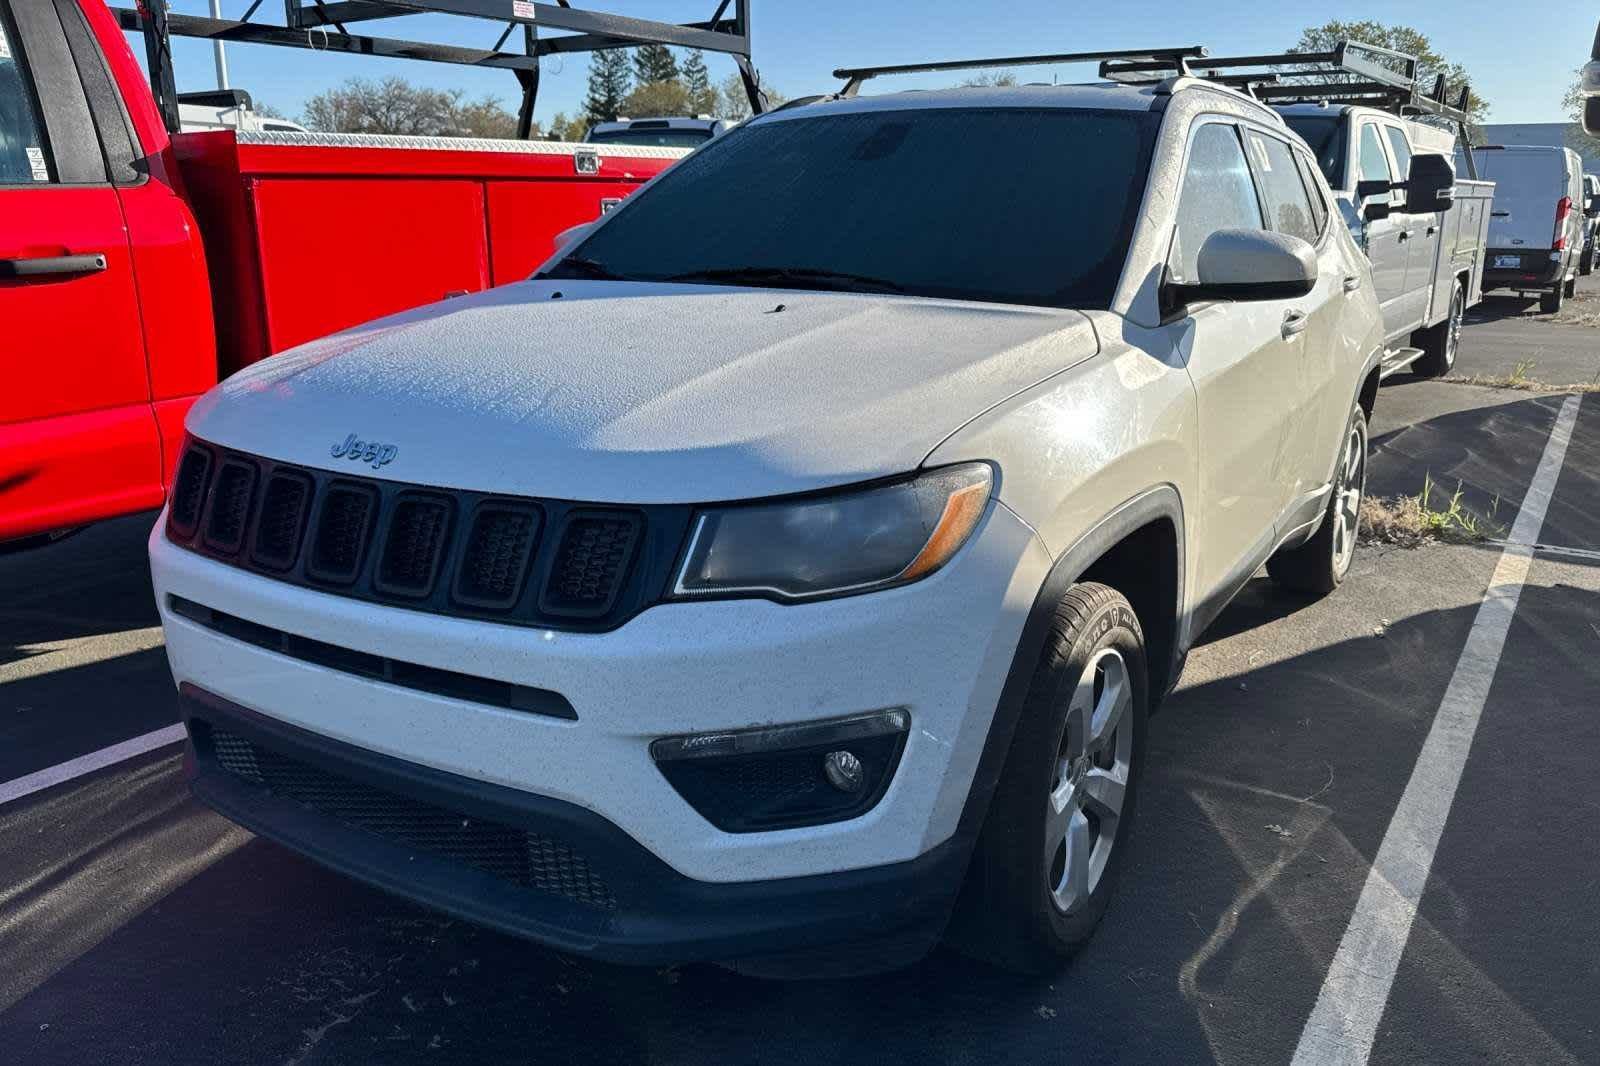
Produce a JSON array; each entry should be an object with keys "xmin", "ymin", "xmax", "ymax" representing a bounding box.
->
[
  {"xmin": 661, "ymin": 266, "xmax": 907, "ymax": 295},
  {"xmin": 542, "ymin": 255, "xmax": 627, "ymax": 282}
]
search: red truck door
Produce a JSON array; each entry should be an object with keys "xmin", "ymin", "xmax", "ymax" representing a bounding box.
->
[{"xmin": 0, "ymin": 0, "xmax": 160, "ymax": 543}]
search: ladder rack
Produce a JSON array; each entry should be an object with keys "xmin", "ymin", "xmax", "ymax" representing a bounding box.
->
[{"xmin": 115, "ymin": 0, "xmax": 766, "ymax": 140}]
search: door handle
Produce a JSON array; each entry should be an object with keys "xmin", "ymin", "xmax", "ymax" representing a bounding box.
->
[
  {"xmin": 1491, "ymin": 210, "xmax": 1510, "ymax": 217},
  {"xmin": 1342, "ymin": 274, "xmax": 1363, "ymax": 293},
  {"xmin": 0, "ymin": 253, "xmax": 108, "ymax": 279},
  {"xmin": 1281, "ymin": 310, "xmax": 1309, "ymax": 339},
  {"xmin": 1397, "ymin": 230, "xmax": 1411, "ymax": 242},
  {"xmin": 1426, "ymin": 225, "xmax": 1438, "ymax": 236}
]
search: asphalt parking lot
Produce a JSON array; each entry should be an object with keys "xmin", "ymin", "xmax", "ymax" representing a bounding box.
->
[{"xmin": 2, "ymin": 285, "xmax": 1597, "ymax": 1065}]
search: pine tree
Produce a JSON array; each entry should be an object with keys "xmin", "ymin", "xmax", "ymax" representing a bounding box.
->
[
  {"xmin": 632, "ymin": 44, "xmax": 679, "ymax": 86},
  {"xmin": 583, "ymin": 48, "xmax": 632, "ymax": 128},
  {"xmin": 682, "ymin": 49, "xmax": 715, "ymax": 115}
]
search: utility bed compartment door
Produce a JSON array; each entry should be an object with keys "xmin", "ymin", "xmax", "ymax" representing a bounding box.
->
[{"xmin": 247, "ymin": 177, "xmax": 490, "ymax": 355}]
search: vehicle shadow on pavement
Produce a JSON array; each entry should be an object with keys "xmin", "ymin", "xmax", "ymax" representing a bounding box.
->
[
  {"xmin": 0, "ymin": 513, "xmax": 162, "ymax": 658},
  {"xmin": 1367, "ymin": 391, "xmax": 1594, "ymax": 548},
  {"xmin": 7, "ymin": 571, "xmax": 1596, "ymax": 1066}
]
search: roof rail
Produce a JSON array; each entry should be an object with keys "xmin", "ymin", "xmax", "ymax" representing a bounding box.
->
[
  {"xmin": 831, "ymin": 46, "xmax": 1207, "ymax": 97},
  {"xmin": 115, "ymin": 0, "xmax": 766, "ymax": 140}
]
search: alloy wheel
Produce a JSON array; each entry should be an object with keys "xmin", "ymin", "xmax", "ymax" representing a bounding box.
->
[
  {"xmin": 1332, "ymin": 420, "xmax": 1367, "ymax": 576},
  {"xmin": 1045, "ymin": 647, "xmax": 1133, "ymax": 915}
]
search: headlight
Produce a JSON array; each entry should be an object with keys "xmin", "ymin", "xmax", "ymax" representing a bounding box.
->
[{"xmin": 671, "ymin": 463, "xmax": 993, "ymax": 601}]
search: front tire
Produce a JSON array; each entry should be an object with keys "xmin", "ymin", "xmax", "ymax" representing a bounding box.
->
[
  {"xmin": 1267, "ymin": 403, "xmax": 1368, "ymax": 597},
  {"xmin": 948, "ymin": 582, "xmax": 1147, "ymax": 974}
]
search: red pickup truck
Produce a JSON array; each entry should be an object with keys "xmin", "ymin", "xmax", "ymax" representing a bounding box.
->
[{"xmin": 0, "ymin": 0, "xmax": 688, "ymax": 546}]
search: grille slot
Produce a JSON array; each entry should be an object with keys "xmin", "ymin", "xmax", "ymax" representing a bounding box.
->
[
  {"xmin": 453, "ymin": 503, "xmax": 541, "ymax": 609},
  {"xmin": 376, "ymin": 494, "xmax": 452, "ymax": 598},
  {"xmin": 168, "ymin": 446, "xmax": 213, "ymax": 537},
  {"xmin": 308, "ymin": 483, "xmax": 378, "ymax": 585},
  {"xmin": 203, "ymin": 460, "xmax": 258, "ymax": 554},
  {"xmin": 208, "ymin": 728, "xmax": 615, "ymax": 909},
  {"xmin": 250, "ymin": 472, "xmax": 313, "ymax": 571},
  {"xmin": 540, "ymin": 512, "xmax": 641, "ymax": 618}
]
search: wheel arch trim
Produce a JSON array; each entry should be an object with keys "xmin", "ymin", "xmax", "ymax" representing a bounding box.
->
[{"xmin": 949, "ymin": 485, "xmax": 1186, "ymax": 856}]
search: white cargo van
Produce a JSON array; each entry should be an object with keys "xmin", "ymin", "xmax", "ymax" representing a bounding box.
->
[{"xmin": 1473, "ymin": 145, "xmax": 1586, "ymax": 312}]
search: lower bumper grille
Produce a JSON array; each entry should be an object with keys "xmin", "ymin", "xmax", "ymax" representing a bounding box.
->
[{"xmin": 210, "ymin": 729, "xmax": 616, "ymax": 910}]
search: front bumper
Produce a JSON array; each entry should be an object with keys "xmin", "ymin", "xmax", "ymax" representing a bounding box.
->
[
  {"xmin": 150, "ymin": 499, "xmax": 1049, "ymax": 887},
  {"xmin": 180, "ymin": 685, "xmax": 968, "ymax": 966}
]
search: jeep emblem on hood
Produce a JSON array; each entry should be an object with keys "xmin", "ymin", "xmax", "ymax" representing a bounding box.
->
[{"xmin": 331, "ymin": 433, "xmax": 398, "ymax": 469}]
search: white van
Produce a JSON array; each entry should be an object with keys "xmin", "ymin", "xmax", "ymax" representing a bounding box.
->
[{"xmin": 1473, "ymin": 145, "xmax": 1586, "ymax": 312}]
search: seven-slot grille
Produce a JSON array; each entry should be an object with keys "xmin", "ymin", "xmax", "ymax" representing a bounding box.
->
[{"xmin": 166, "ymin": 440, "xmax": 686, "ymax": 631}]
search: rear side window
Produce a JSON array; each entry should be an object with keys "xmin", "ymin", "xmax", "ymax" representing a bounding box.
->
[
  {"xmin": 1168, "ymin": 123, "xmax": 1265, "ymax": 284},
  {"xmin": 1293, "ymin": 150, "xmax": 1330, "ymax": 235},
  {"xmin": 1358, "ymin": 124, "xmax": 1393, "ymax": 199},
  {"xmin": 1246, "ymin": 130, "xmax": 1319, "ymax": 244},
  {"xmin": 0, "ymin": 3, "xmax": 52, "ymax": 184}
]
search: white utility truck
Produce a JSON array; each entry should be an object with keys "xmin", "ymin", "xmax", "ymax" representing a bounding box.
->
[{"xmin": 1118, "ymin": 41, "xmax": 1493, "ymax": 379}]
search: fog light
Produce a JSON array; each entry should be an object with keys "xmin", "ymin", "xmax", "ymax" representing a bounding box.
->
[
  {"xmin": 823, "ymin": 750, "xmax": 865, "ymax": 793},
  {"xmin": 651, "ymin": 710, "xmax": 909, "ymax": 832}
]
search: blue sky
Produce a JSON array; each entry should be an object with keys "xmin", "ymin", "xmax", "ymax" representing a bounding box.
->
[{"xmin": 150, "ymin": 0, "xmax": 1592, "ymax": 127}]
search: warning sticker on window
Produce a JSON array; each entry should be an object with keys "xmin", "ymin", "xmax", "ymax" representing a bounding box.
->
[
  {"xmin": 26, "ymin": 146, "xmax": 48, "ymax": 182},
  {"xmin": 512, "ymin": 0, "xmax": 535, "ymax": 19}
]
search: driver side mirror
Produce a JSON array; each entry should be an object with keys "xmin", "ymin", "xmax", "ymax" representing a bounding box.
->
[
  {"xmin": 1164, "ymin": 228, "xmax": 1318, "ymax": 310},
  {"xmin": 553, "ymin": 221, "xmax": 593, "ymax": 250},
  {"xmin": 1403, "ymin": 153, "xmax": 1456, "ymax": 214}
]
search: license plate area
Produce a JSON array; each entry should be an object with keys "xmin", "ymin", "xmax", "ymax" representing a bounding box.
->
[{"xmin": 1493, "ymin": 255, "xmax": 1522, "ymax": 269}]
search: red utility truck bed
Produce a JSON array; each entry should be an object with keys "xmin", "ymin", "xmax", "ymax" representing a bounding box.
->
[
  {"xmin": 0, "ymin": 0, "xmax": 685, "ymax": 544},
  {"xmin": 176, "ymin": 131, "xmax": 684, "ymax": 375}
]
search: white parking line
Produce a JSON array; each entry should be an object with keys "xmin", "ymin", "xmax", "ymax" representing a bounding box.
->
[
  {"xmin": 0, "ymin": 725, "xmax": 187, "ymax": 809},
  {"xmin": 1292, "ymin": 393, "xmax": 1581, "ymax": 1066}
]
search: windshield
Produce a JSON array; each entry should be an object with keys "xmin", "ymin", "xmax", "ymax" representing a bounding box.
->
[
  {"xmin": 587, "ymin": 128, "xmax": 714, "ymax": 148},
  {"xmin": 546, "ymin": 107, "xmax": 1159, "ymax": 309},
  {"xmin": 1284, "ymin": 115, "xmax": 1348, "ymax": 190}
]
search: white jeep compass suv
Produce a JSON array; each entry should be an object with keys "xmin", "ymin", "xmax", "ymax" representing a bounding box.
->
[{"xmin": 150, "ymin": 67, "xmax": 1385, "ymax": 975}]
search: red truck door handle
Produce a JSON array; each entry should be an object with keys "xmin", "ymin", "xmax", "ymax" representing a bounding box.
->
[{"xmin": 0, "ymin": 253, "xmax": 108, "ymax": 279}]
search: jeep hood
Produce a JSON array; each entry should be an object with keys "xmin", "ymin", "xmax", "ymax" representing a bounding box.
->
[{"xmin": 188, "ymin": 280, "xmax": 1098, "ymax": 503}]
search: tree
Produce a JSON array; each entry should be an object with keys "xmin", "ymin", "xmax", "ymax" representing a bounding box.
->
[
  {"xmin": 959, "ymin": 71, "xmax": 1019, "ymax": 88},
  {"xmin": 545, "ymin": 111, "xmax": 586, "ymax": 142},
  {"xmin": 715, "ymin": 70, "xmax": 785, "ymax": 121},
  {"xmin": 633, "ymin": 43, "xmax": 679, "ymax": 86},
  {"xmin": 454, "ymin": 96, "xmax": 519, "ymax": 138},
  {"xmin": 682, "ymin": 49, "xmax": 717, "ymax": 115},
  {"xmin": 1291, "ymin": 22, "xmax": 1488, "ymax": 130},
  {"xmin": 583, "ymin": 48, "xmax": 633, "ymax": 128},
  {"xmin": 300, "ymin": 77, "xmax": 519, "ymax": 137},
  {"xmin": 621, "ymin": 79, "xmax": 692, "ymax": 119}
]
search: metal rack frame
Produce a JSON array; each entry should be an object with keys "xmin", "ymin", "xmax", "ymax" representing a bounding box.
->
[
  {"xmin": 831, "ymin": 46, "xmax": 1208, "ymax": 98},
  {"xmin": 114, "ymin": 0, "xmax": 765, "ymax": 139}
]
